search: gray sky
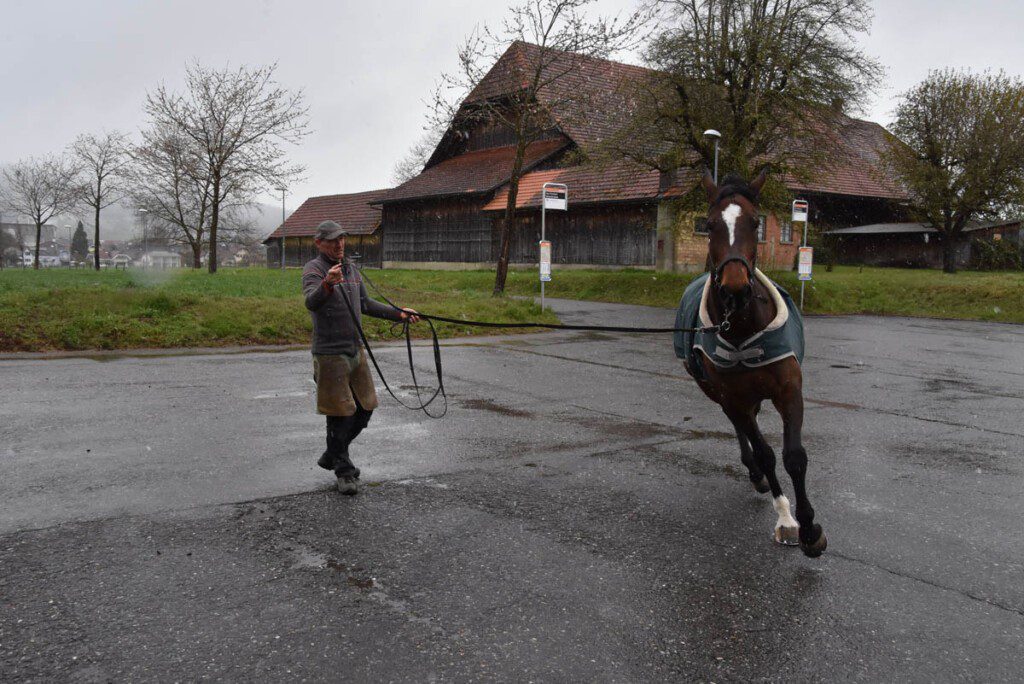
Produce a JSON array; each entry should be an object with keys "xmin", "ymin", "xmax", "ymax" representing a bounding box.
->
[{"xmin": 3, "ymin": 0, "xmax": 1022, "ymax": 210}]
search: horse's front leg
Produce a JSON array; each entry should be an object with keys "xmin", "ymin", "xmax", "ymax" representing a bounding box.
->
[
  {"xmin": 725, "ymin": 407, "xmax": 799, "ymax": 545},
  {"xmin": 725, "ymin": 413, "xmax": 770, "ymax": 494},
  {"xmin": 773, "ymin": 384, "xmax": 827, "ymax": 557}
]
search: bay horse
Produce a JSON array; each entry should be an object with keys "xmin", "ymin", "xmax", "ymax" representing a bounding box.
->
[{"xmin": 680, "ymin": 169, "xmax": 827, "ymax": 558}]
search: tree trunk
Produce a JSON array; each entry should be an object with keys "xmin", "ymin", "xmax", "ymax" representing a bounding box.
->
[
  {"xmin": 208, "ymin": 175, "xmax": 220, "ymax": 274},
  {"xmin": 493, "ymin": 140, "xmax": 528, "ymax": 296},
  {"xmin": 94, "ymin": 204, "xmax": 102, "ymax": 270},
  {"xmin": 33, "ymin": 222, "xmax": 41, "ymax": 270},
  {"xmin": 192, "ymin": 240, "xmax": 202, "ymax": 269},
  {"xmin": 942, "ymin": 234, "xmax": 958, "ymax": 274}
]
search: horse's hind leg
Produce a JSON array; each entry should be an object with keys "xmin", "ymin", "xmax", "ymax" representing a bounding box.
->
[
  {"xmin": 773, "ymin": 387, "xmax": 827, "ymax": 557},
  {"xmin": 727, "ymin": 416, "xmax": 769, "ymax": 493}
]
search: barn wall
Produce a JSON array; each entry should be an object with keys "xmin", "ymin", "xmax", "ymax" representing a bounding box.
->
[
  {"xmin": 382, "ymin": 197, "xmax": 493, "ymax": 263},
  {"xmin": 502, "ymin": 204, "xmax": 657, "ymax": 266},
  {"xmin": 265, "ymin": 234, "xmax": 382, "ymax": 268}
]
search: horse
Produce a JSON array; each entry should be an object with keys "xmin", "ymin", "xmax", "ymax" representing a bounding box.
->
[{"xmin": 676, "ymin": 169, "xmax": 827, "ymax": 558}]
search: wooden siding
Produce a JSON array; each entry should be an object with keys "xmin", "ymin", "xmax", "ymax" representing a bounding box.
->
[
  {"xmin": 382, "ymin": 197, "xmax": 493, "ymax": 263},
  {"xmin": 503, "ymin": 204, "xmax": 656, "ymax": 265},
  {"xmin": 266, "ymin": 234, "xmax": 382, "ymax": 268}
]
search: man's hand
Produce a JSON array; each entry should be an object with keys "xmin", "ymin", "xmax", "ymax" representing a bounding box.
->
[
  {"xmin": 324, "ymin": 263, "xmax": 345, "ymax": 286},
  {"xmin": 399, "ymin": 308, "xmax": 420, "ymax": 324}
]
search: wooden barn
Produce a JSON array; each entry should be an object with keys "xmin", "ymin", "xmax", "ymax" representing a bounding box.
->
[
  {"xmin": 263, "ymin": 189, "xmax": 388, "ymax": 267},
  {"xmin": 267, "ymin": 42, "xmax": 909, "ymax": 271},
  {"xmin": 371, "ymin": 41, "xmax": 909, "ymax": 271},
  {"xmin": 826, "ymin": 219, "xmax": 1024, "ymax": 269}
]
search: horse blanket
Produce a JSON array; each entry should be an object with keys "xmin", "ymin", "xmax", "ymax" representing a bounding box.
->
[{"xmin": 674, "ymin": 269, "xmax": 804, "ymax": 381}]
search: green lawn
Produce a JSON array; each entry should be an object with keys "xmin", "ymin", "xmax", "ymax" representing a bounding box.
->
[
  {"xmin": 507, "ymin": 265, "xmax": 1024, "ymax": 323},
  {"xmin": 0, "ymin": 265, "xmax": 1020, "ymax": 352},
  {"xmin": 0, "ymin": 267, "xmax": 558, "ymax": 352}
]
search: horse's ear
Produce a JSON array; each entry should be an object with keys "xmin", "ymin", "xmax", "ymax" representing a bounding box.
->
[
  {"xmin": 701, "ymin": 168, "xmax": 717, "ymax": 203},
  {"xmin": 749, "ymin": 166, "xmax": 769, "ymax": 197}
]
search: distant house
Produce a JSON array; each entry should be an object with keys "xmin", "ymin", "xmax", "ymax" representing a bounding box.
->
[
  {"xmin": 139, "ymin": 251, "xmax": 182, "ymax": 269},
  {"xmin": 263, "ymin": 189, "xmax": 389, "ymax": 268},
  {"xmin": 826, "ymin": 219, "xmax": 1023, "ymax": 269}
]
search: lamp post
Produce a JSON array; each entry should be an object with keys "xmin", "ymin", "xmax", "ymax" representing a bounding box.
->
[
  {"xmin": 703, "ymin": 129, "xmax": 722, "ymax": 184},
  {"xmin": 64, "ymin": 224, "xmax": 72, "ymax": 268},
  {"xmin": 138, "ymin": 208, "xmax": 148, "ymax": 268},
  {"xmin": 276, "ymin": 187, "xmax": 287, "ymax": 269}
]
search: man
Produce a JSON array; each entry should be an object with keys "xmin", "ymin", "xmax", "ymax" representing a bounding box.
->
[{"xmin": 302, "ymin": 220, "xmax": 419, "ymax": 494}]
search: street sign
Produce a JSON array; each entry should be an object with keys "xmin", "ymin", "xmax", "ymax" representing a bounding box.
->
[
  {"xmin": 539, "ymin": 240, "xmax": 552, "ymax": 282},
  {"xmin": 792, "ymin": 200, "xmax": 809, "ymax": 223},
  {"xmin": 798, "ymin": 246, "xmax": 813, "ymax": 281},
  {"xmin": 543, "ymin": 187, "xmax": 567, "ymax": 211}
]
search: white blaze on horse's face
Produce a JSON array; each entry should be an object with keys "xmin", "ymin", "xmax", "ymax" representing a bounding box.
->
[{"xmin": 721, "ymin": 203, "xmax": 742, "ymax": 246}]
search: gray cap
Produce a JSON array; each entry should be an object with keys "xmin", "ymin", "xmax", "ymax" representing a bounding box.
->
[{"xmin": 315, "ymin": 220, "xmax": 347, "ymax": 240}]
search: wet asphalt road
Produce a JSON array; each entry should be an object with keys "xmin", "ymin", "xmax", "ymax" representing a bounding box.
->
[{"xmin": 1, "ymin": 298, "xmax": 1023, "ymax": 682}]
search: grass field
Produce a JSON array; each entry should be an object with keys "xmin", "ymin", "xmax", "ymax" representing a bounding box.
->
[
  {"xmin": 0, "ymin": 265, "xmax": 1021, "ymax": 352},
  {"xmin": 0, "ymin": 267, "xmax": 557, "ymax": 352}
]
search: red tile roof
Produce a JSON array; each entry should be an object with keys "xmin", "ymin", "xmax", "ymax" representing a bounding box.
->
[
  {"xmin": 264, "ymin": 189, "xmax": 390, "ymax": 241},
  {"xmin": 455, "ymin": 41, "xmax": 907, "ymax": 201},
  {"xmin": 483, "ymin": 162, "xmax": 701, "ymax": 210},
  {"xmin": 379, "ymin": 138, "xmax": 568, "ymax": 204}
]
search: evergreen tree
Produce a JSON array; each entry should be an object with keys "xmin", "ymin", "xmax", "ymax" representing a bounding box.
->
[{"xmin": 71, "ymin": 220, "xmax": 89, "ymax": 263}]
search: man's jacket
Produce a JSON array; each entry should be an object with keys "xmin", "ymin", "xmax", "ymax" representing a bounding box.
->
[{"xmin": 302, "ymin": 254, "xmax": 402, "ymax": 356}]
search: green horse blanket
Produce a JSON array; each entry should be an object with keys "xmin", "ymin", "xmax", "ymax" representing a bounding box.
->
[{"xmin": 674, "ymin": 269, "xmax": 805, "ymax": 381}]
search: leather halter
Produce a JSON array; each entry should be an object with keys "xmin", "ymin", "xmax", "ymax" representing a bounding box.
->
[{"xmin": 712, "ymin": 253, "xmax": 753, "ymax": 285}]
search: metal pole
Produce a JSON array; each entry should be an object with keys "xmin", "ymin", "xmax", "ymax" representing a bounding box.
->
[
  {"xmin": 800, "ymin": 216, "xmax": 808, "ymax": 310},
  {"xmin": 279, "ymin": 188, "xmax": 286, "ymax": 269},
  {"xmin": 540, "ymin": 193, "xmax": 546, "ymax": 312},
  {"xmin": 713, "ymin": 139, "xmax": 719, "ymax": 185}
]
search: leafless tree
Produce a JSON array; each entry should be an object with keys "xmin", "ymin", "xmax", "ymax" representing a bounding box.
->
[
  {"xmin": 392, "ymin": 124, "xmax": 446, "ymax": 185},
  {"xmin": 600, "ymin": 0, "xmax": 883, "ymax": 193},
  {"xmin": 433, "ymin": 0, "xmax": 651, "ymax": 294},
  {"xmin": 144, "ymin": 63, "xmax": 309, "ymax": 273},
  {"xmin": 72, "ymin": 131, "xmax": 131, "ymax": 270},
  {"xmin": 0, "ymin": 155, "xmax": 82, "ymax": 269},
  {"xmin": 131, "ymin": 124, "xmax": 258, "ymax": 268}
]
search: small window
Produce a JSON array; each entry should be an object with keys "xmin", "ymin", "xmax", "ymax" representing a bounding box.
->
[
  {"xmin": 695, "ymin": 216, "xmax": 709, "ymax": 235},
  {"xmin": 757, "ymin": 216, "xmax": 766, "ymax": 243},
  {"xmin": 780, "ymin": 220, "xmax": 792, "ymax": 243}
]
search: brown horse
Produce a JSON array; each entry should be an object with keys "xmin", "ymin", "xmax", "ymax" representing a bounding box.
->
[{"xmin": 687, "ymin": 169, "xmax": 827, "ymax": 558}]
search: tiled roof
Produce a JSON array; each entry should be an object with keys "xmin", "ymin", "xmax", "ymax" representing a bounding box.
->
[
  {"xmin": 457, "ymin": 41, "xmax": 907, "ymax": 201},
  {"xmin": 483, "ymin": 162, "xmax": 700, "ymax": 210},
  {"xmin": 466, "ymin": 41, "xmax": 652, "ymax": 150},
  {"xmin": 263, "ymin": 189, "xmax": 389, "ymax": 242},
  {"xmin": 783, "ymin": 119, "xmax": 909, "ymax": 199},
  {"xmin": 378, "ymin": 138, "xmax": 568, "ymax": 203}
]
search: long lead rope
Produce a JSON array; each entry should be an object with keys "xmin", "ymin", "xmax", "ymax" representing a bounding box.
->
[{"xmin": 340, "ymin": 264, "xmax": 720, "ymax": 419}]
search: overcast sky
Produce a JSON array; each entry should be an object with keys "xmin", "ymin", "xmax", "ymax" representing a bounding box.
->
[{"xmin": 3, "ymin": 0, "xmax": 1023, "ymax": 210}]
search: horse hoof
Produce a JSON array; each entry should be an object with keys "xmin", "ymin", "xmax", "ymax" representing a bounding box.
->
[
  {"xmin": 774, "ymin": 525, "xmax": 800, "ymax": 546},
  {"xmin": 751, "ymin": 476, "xmax": 771, "ymax": 494},
  {"xmin": 800, "ymin": 525, "xmax": 827, "ymax": 558}
]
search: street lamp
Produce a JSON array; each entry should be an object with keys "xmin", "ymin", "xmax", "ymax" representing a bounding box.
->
[
  {"xmin": 138, "ymin": 208, "xmax": 148, "ymax": 268},
  {"xmin": 703, "ymin": 129, "xmax": 722, "ymax": 185},
  {"xmin": 276, "ymin": 187, "xmax": 287, "ymax": 269}
]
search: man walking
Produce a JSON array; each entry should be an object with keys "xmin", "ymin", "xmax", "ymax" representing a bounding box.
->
[{"xmin": 302, "ymin": 220, "xmax": 419, "ymax": 494}]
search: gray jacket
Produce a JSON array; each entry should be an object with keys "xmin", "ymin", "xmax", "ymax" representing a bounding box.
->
[{"xmin": 302, "ymin": 254, "xmax": 401, "ymax": 355}]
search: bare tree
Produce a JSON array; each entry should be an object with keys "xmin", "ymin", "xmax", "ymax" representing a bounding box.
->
[
  {"xmin": 0, "ymin": 155, "xmax": 81, "ymax": 269},
  {"xmin": 885, "ymin": 70, "xmax": 1024, "ymax": 273},
  {"xmin": 601, "ymin": 0, "xmax": 883, "ymax": 187},
  {"xmin": 433, "ymin": 0, "xmax": 651, "ymax": 295},
  {"xmin": 144, "ymin": 63, "xmax": 309, "ymax": 273},
  {"xmin": 72, "ymin": 131, "xmax": 131, "ymax": 270},
  {"xmin": 131, "ymin": 124, "xmax": 257, "ymax": 268},
  {"xmin": 392, "ymin": 124, "xmax": 446, "ymax": 185}
]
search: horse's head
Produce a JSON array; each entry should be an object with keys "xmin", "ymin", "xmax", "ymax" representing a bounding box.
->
[{"xmin": 701, "ymin": 168, "xmax": 768, "ymax": 310}]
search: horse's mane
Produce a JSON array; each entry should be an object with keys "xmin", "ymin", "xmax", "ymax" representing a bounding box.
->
[{"xmin": 713, "ymin": 172, "xmax": 759, "ymax": 207}]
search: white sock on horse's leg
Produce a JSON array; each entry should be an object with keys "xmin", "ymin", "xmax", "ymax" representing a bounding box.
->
[{"xmin": 773, "ymin": 495, "xmax": 799, "ymax": 532}]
